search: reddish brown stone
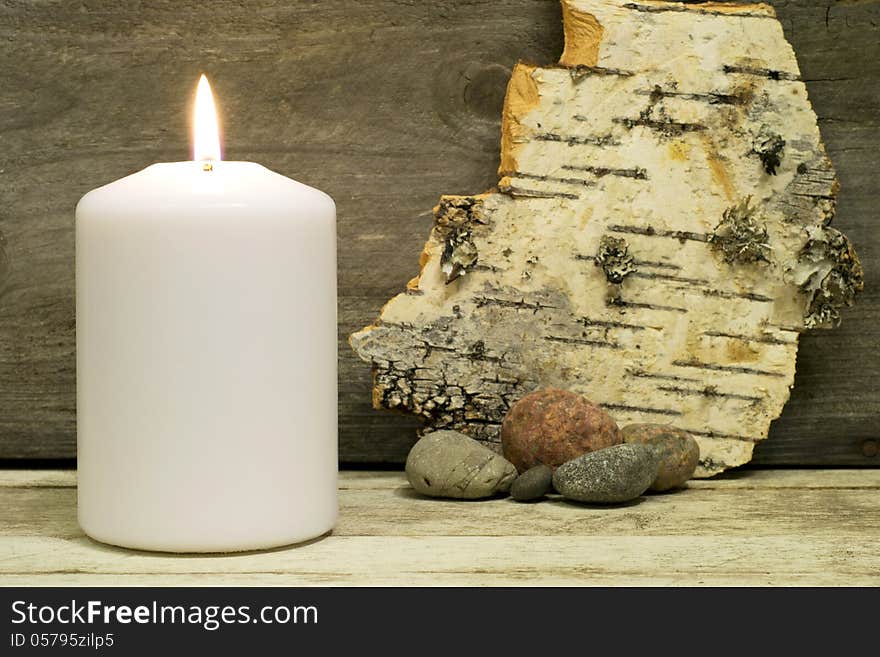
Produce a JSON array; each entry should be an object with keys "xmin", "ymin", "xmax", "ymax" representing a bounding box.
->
[
  {"xmin": 621, "ymin": 423, "xmax": 700, "ymax": 491},
  {"xmin": 500, "ymin": 388, "xmax": 622, "ymax": 472}
]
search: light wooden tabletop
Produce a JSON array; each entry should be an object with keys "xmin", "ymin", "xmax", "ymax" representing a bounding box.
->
[{"xmin": 1, "ymin": 469, "xmax": 878, "ymax": 586}]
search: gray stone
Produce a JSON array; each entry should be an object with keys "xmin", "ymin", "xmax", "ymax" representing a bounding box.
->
[
  {"xmin": 510, "ymin": 465, "xmax": 553, "ymax": 502},
  {"xmin": 405, "ymin": 430, "xmax": 517, "ymax": 499},
  {"xmin": 552, "ymin": 444, "xmax": 660, "ymax": 504}
]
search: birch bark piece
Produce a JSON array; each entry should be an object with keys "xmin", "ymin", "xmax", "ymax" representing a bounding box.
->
[{"xmin": 350, "ymin": 0, "xmax": 864, "ymax": 476}]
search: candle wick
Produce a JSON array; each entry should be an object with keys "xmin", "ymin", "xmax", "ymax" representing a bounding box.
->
[{"xmin": 201, "ymin": 162, "xmax": 214, "ymax": 172}]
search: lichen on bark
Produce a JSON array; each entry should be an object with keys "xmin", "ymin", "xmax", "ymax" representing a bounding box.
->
[
  {"xmin": 595, "ymin": 235, "xmax": 636, "ymax": 284},
  {"xmin": 709, "ymin": 197, "xmax": 772, "ymax": 264},
  {"xmin": 798, "ymin": 226, "xmax": 864, "ymax": 328},
  {"xmin": 436, "ymin": 197, "xmax": 485, "ymax": 283}
]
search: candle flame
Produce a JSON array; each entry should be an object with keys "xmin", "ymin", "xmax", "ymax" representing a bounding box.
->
[{"xmin": 193, "ymin": 74, "xmax": 222, "ymax": 162}]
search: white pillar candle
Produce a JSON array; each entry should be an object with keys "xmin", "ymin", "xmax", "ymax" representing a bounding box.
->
[{"xmin": 75, "ymin": 76, "xmax": 338, "ymax": 552}]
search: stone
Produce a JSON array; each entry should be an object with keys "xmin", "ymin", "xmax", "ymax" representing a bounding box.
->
[
  {"xmin": 501, "ymin": 388, "xmax": 621, "ymax": 472},
  {"xmin": 405, "ymin": 430, "xmax": 517, "ymax": 499},
  {"xmin": 622, "ymin": 423, "xmax": 700, "ymax": 491},
  {"xmin": 510, "ymin": 464, "xmax": 554, "ymax": 502},
  {"xmin": 552, "ymin": 443, "xmax": 659, "ymax": 503},
  {"xmin": 349, "ymin": 0, "xmax": 863, "ymax": 477}
]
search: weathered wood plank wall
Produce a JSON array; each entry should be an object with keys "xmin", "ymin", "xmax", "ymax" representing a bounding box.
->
[{"xmin": 0, "ymin": 1, "xmax": 877, "ymax": 464}]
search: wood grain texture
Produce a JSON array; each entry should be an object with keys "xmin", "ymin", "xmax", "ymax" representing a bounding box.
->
[
  {"xmin": 0, "ymin": 469, "xmax": 878, "ymax": 585},
  {"xmin": 0, "ymin": 1, "xmax": 877, "ymax": 464}
]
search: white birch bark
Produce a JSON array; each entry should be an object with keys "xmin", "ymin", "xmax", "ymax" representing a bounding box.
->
[{"xmin": 350, "ymin": 0, "xmax": 863, "ymax": 476}]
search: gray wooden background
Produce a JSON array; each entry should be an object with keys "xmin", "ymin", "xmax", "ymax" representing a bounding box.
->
[{"xmin": 0, "ymin": 0, "xmax": 876, "ymax": 465}]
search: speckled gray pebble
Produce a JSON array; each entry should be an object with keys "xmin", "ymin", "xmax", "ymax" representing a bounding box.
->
[
  {"xmin": 405, "ymin": 430, "xmax": 518, "ymax": 499},
  {"xmin": 510, "ymin": 465, "xmax": 553, "ymax": 502},
  {"xmin": 552, "ymin": 443, "xmax": 660, "ymax": 504}
]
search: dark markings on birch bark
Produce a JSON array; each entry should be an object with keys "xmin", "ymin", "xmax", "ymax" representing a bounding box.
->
[
  {"xmin": 611, "ymin": 299, "xmax": 689, "ymax": 313},
  {"xmin": 773, "ymin": 155, "xmax": 838, "ymax": 223},
  {"xmin": 561, "ymin": 164, "xmax": 648, "ymax": 180},
  {"xmin": 480, "ymin": 375, "xmax": 519, "ymax": 385},
  {"xmin": 500, "ymin": 182, "xmax": 580, "ymax": 200},
  {"xmin": 766, "ymin": 323, "xmax": 802, "ymax": 333},
  {"xmin": 643, "ymin": 281, "xmax": 774, "ymax": 303},
  {"xmin": 672, "ymin": 358, "xmax": 787, "ymax": 378},
  {"xmin": 465, "ymin": 340, "xmax": 505, "ymax": 362},
  {"xmin": 636, "ymin": 259, "xmax": 680, "ymax": 270},
  {"xmin": 791, "ymin": 191, "xmax": 835, "ymax": 200},
  {"xmin": 513, "ymin": 172, "xmax": 598, "ymax": 186},
  {"xmin": 467, "ymin": 352, "xmax": 504, "ymax": 364},
  {"xmin": 622, "ymin": 2, "xmax": 774, "ymax": 19},
  {"xmin": 611, "ymin": 116, "xmax": 707, "ymax": 135},
  {"xmin": 464, "ymin": 418, "xmax": 502, "ymax": 427},
  {"xmin": 628, "ymin": 369, "xmax": 700, "ymax": 383},
  {"xmin": 601, "ymin": 402, "xmax": 683, "ymax": 417},
  {"xmin": 474, "ymin": 296, "xmax": 558, "ymax": 312},
  {"xmin": 658, "ymin": 385, "xmax": 764, "ymax": 402},
  {"xmin": 376, "ymin": 320, "xmax": 418, "ymax": 330},
  {"xmin": 703, "ymin": 330, "xmax": 796, "ymax": 345},
  {"xmin": 699, "ymin": 288, "xmax": 774, "ymax": 303},
  {"xmin": 787, "ymin": 161, "xmax": 837, "ymax": 209},
  {"xmin": 421, "ymin": 343, "xmax": 458, "ymax": 361},
  {"xmin": 722, "ymin": 64, "xmax": 800, "ymax": 81},
  {"xmin": 607, "ymin": 224, "xmax": 711, "ymax": 243},
  {"xmin": 635, "ymin": 88, "xmax": 749, "ymax": 106},
  {"xmin": 543, "ymin": 335, "xmax": 621, "ymax": 349},
  {"xmin": 574, "ymin": 254, "xmax": 680, "ymax": 271},
  {"xmin": 569, "ymin": 64, "xmax": 635, "ymax": 81},
  {"xmin": 629, "ymin": 271, "xmax": 711, "ymax": 285},
  {"xmin": 686, "ymin": 429, "xmax": 761, "ymax": 443},
  {"xmin": 579, "ymin": 317, "xmax": 650, "ymax": 331},
  {"xmin": 534, "ymin": 133, "xmax": 620, "ymax": 147}
]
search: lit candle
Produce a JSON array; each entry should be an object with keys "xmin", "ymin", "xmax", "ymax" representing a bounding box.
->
[{"xmin": 76, "ymin": 76, "xmax": 338, "ymax": 552}]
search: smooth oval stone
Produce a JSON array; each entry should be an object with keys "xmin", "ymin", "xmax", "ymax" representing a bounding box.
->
[
  {"xmin": 405, "ymin": 430, "xmax": 517, "ymax": 499},
  {"xmin": 552, "ymin": 444, "xmax": 659, "ymax": 504},
  {"xmin": 622, "ymin": 424, "xmax": 700, "ymax": 491},
  {"xmin": 501, "ymin": 388, "xmax": 621, "ymax": 472},
  {"xmin": 510, "ymin": 464, "xmax": 553, "ymax": 502}
]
